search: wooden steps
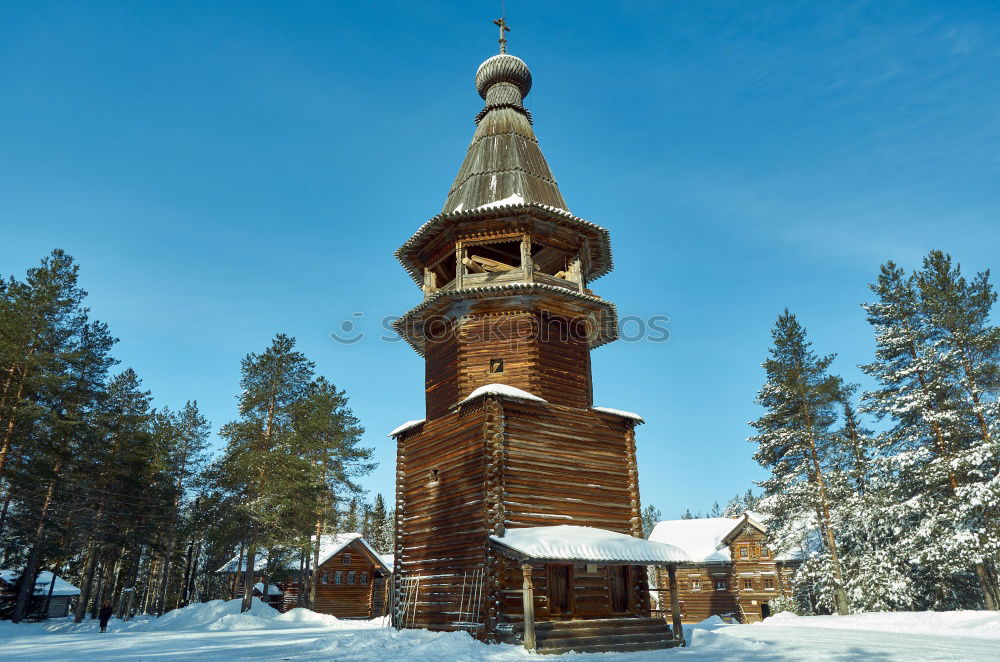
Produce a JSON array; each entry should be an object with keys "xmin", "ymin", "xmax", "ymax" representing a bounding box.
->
[{"xmin": 513, "ymin": 617, "xmax": 681, "ymax": 655}]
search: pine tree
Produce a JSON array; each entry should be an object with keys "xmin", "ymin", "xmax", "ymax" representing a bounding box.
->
[
  {"xmin": 861, "ymin": 257, "xmax": 997, "ymax": 609},
  {"xmin": 369, "ymin": 494, "xmax": 391, "ymax": 553},
  {"xmin": 217, "ymin": 334, "xmax": 315, "ymax": 612},
  {"xmin": 750, "ymin": 310, "xmax": 850, "ymax": 615},
  {"xmin": 641, "ymin": 504, "xmax": 663, "ymax": 538},
  {"xmin": 915, "ymin": 252, "xmax": 1000, "ymax": 608}
]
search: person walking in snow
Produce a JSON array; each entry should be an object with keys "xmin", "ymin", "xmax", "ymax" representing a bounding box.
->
[{"xmin": 99, "ymin": 600, "xmax": 113, "ymax": 633}]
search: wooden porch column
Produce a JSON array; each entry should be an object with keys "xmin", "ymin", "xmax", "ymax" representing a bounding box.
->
[
  {"xmin": 667, "ymin": 564, "xmax": 685, "ymax": 647},
  {"xmin": 521, "ymin": 563, "xmax": 536, "ymax": 652}
]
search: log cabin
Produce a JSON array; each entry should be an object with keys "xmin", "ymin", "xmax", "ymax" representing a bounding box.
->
[
  {"xmin": 648, "ymin": 513, "xmax": 804, "ymax": 623},
  {"xmin": 388, "ymin": 23, "xmax": 690, "ymax": 654},
  {"xmin": 0, "ymin": 570, "xmax": 80, "ymax": 619},
  {"xmin": 217, "ymin": 533, "xmax": 392, "ymax": 619}
]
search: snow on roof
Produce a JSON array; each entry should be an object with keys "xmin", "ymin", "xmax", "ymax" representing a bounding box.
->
[
  {"xmin": 648, "ymin": 517, "xmax": 742, "ymax": 563},
  {"xmin": 253, "ymin": 582, "xmax": 283, "ymax": 596},
  {"xmin": 475, "ymin": 193, "xmax": 525, "ymax": 211},
  {"xmin": 378, "ymin": 554, "xmax": 394, "ymax": 573},
  {"xmin": 217, "ymin": 533, "xmax": 390, "ymax": 574},
  {"xmin": 649, "ymin": 512, "xmax": 805, "ymax": 563},
  {"xmin": 388, "ymin": 419, "xmax": 424, "ymax": 438},
  {"xmin": 591, "ymin": 406, "xmax": 645, "ymax": 423},
  {"xmin": 458, "ymin": 383, "xmax": 547, "ymax": 406},
  {"xmin": 490, "ymin": 525, "xmax": 690, "ymax": 564},
  {"xmin": 0, "ymin": 570, "xmax": 80, "ymax": 596}
]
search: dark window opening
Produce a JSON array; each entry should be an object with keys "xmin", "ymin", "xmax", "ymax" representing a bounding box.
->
[
  {"xmin": 334, "ymin": 571, "xmax": 343, "ymax": 584},
  {"xmin": 429, "ymin": 254, "xmax": 456, "ymax": 288},
  {"xmin": 462, "ymin": 239, "xmax": 521, "ymax": 275},
  {"xmin": 347, "ymin": 571, "xmax": 357, "ymax": 584},
  {"xmin": 547, "ymin": 564, "xmax": 573, "ymax": 616},
  {"xmin": 429, "ymin": 468, "xmax": 440, "ymax": 484},
  {"xmin": 342, "ymin": 553, "xmax": 352, "ymax": 566},
  {"xmin": 489, "ymin": 358, "xmax": 504, "ymax": 374},
  {"xmin": 530, "ymin": 241, "xmax": 574, "ymax": 278},
  {"xmin": 361, "ymin": 572, "xmax": 368, "ymax": 585}
]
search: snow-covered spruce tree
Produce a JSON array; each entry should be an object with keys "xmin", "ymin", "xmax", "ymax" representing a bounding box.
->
[
  {"xmin": 861, "ymin": 258, "xmax": 998, "ymax": 609},
  {"xmin": 829, "ymin": 396, "xmax": 917, "ymax": 611},
  {"xmin": 750, "ymin": 310, "xmax": 850, "ymax": 615},
  {"xmin": 915, "ymin": 252, "xmax": 1000, "ymax": 609}
]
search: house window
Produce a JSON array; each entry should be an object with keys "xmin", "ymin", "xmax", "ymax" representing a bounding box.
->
[
  {"xmin": 347, "ymin": 571, "xmax": 357, "ymax": 585},
  {"xmin": 361, "ymin": 572, "xmax": 368, "ymax": 585},
  {"xmin": 715, "ymin": 579, "xmax": 727, "ymax": 591},
  {"xmin": 321, "ymin": 572, "xmax": 328, "ymax": 584},
  {"xmin": 334, "ymin": 571, "xmax": 343, "ymax": 585},
  {"xmin": 743, "ymin": 578, "xmax": 754, "ymax": 591},
  {"xmin": 739, "ymin": 545, "xmax": 748, "ymax": 559},
  {"xmin": 764, "ymin": 577, "xmax": 775, "ymax": 591},
  {"xmin": 690, "ymin": 579, "xmax": 702, "ymax": 592},
  {"xmin": 342, "ymin": 554, "xmax": 352, "ymax": 566},
  {"xmin": 489, "ymin": 358, "xmax": 504, "ymax": 374},
  {"xmin": 428, "ymin": 468, "xmax": 440, "ymax": 484},
  {"xmin": 761, "ymin": 547, "xmax": 771, "ymax": 559}
]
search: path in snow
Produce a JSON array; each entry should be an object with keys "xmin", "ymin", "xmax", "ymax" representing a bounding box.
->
[{"xmin": 1, "ymin": 600, "xmax": 999, "ymax": 661}]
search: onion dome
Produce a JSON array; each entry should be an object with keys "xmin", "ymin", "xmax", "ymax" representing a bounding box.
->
[
  {"xmin": 476, "ymin": 54, "xmax": 532, "ymax": 104},
  {"xmin": 441, "ymin": 52, "xmax": 568, "ymax": 214}
]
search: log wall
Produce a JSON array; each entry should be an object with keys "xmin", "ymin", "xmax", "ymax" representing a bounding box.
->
[{"xmin": 655, "ymin": 527, "xmax": 799, "ymax": 623}]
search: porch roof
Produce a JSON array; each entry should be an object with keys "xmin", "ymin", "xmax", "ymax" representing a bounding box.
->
[{"xmin": 489, "ymin": 525, "xmax": 690, "ymax": 565}]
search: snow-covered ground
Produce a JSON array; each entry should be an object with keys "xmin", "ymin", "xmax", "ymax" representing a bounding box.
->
[{"xmin": 1, "ymin": 599, "xmax": 999, "ymax": 661}]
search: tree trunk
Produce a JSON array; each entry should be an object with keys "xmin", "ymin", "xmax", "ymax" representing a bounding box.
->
[
  {"xmin": 231, "ymin": 540, "xmax": 245, "ymax": 600},
  {"xmin": 43, "ymin": 565, "xmax": 60, "ymax": 619},
  {"xmin": 178, "ymin": 536, "xmax": 195, "ymax": 609},
  {"xmin": 802, "ymin": 407, "xmax": 849, "ymax": 616},
  {"xmin": 12, "ymin": 465, "xmax": 61, "ymax": 622},
  {"xmin": 74, "ymin": 541, "xmax": 99, "ymax": 623},
  {"xmin": 310, "ymin": 518, "xmax": 323, "ymax": 610},
  {"xmin": 242, "ymin": 540, "xmax": 257, "ymax": 613},
  {"xmin": 0, "ymin": 378, "xmax": 26, "ymax": 478}
]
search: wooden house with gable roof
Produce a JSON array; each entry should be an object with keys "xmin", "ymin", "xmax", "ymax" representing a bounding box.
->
[
  {"xmin": 218, "ymin": 532, "xmax": 392, "ymax": 619},
  {"xmin": 388, "ymin": 21, "xmax": 690, "ymax": 654},
  {"xmin": 648, "ymin": 513, "xmax": 804, "ymax": 623}
]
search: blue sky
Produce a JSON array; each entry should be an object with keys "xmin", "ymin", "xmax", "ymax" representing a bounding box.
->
[{"xmin": 2, "ymin": 1, "xmax": 998, "ymax": 518}]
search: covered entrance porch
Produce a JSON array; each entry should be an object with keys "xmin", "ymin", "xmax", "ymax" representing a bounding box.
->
[{"xmin": 489, "ymin": 525, "xmax": 691, "ymax": 654}]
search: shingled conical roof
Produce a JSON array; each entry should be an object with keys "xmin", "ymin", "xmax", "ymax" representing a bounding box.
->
[{"xmin": 441, "ymin": 53, "xmax": 568, "ymax": 214}]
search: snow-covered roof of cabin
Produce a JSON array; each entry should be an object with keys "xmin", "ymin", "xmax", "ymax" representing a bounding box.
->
[
  {"xmin": 458, "ymin": 383, "xmax": 547, "ymax": 406},
  {"xmin": 591, "ymin": 406, "xmax": 645, "ymax": 424},
  {"xmin": 490, "ymin": 525, "xmax": 690, "ymax": 564},
  {"xmin": 649, "ymin": 512, "xmax": 804, "ymax": 563},
  {"xmin": 253, "ymin": 582, "xmax": 283, "ymax": 596},
  {"xmin": 0, "ymin": 570, "xmax": 80, "ymax": 596},
  {"xmin": 648, "ymin": 517, "xmax": 741, "ymax": 563},
  {"xmin": 378, "ymin": 554, "xmax": 394, "ymax": 573},
  {"xmin": 388, "ymin": 419, "xmax": 424, "ymax": 438},
  {"xmin": 217, "ymin": 533, "xmax": 390, "ymax": 574}
]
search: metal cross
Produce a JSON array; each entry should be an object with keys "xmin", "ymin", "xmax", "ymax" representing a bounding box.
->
[{"xmin": 493, "ymin": 17, "xmax": 510, "ymax": 53}]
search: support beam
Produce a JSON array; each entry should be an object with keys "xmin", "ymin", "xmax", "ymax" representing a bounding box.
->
[
  {"xmin": 521, "ymin": 563, "xmax": 536, "ymax": 652},
  {"xmin": 667, "ymin": 564, "xmax": 685, "ymax": 647}
]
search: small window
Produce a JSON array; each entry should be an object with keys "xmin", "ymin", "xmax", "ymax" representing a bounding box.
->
[
  {"xmin": 347, "ymin": 571, "xmax": 357, "ymax": 584},
  {"xmin": 739, "ymin": 546, "xmax": 748, "ymax": 559},
  {"xmin": 429, "ymin": 468, "xmax": 440, "ymax": 484},
  {"xmin": 361, "ymin": 572, "xmax": 368, "ymax": 585},
  {"xmin": 334, "ymin": 571, "xmax": 343, "ymax": 584},
  {"xmin": 715, "ymin": 579, "xmax": 727, "ymax": 591},
  {"xmin": 342, "ymin": 554, "xmax": 352, "ymax": 566},
  {"xmin": 761, "ymin": 547, "xmax": 771, "ymax": 559},
  {"xmin": 489, "ymin": 358, "xmax": 504, "ymax": 374},
  {"xmin": 321, "ymin": 572, "xmax": 328, "ymax": 585},
  {"xmin": 690, "ymin": 579, "xmax": 701, "ymax": 592},
  {"xmin": 764, "ymin": 577, "xmax": 775, "ymax": 590},
  {"xmin": 743, "ymin": 578, "xmax": 754, "ymax": 590}
]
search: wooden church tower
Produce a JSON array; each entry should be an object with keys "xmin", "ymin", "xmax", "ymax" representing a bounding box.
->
[{"xmin": 390, "ymin": 24, "xmax": 684, "ymax": 653}]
